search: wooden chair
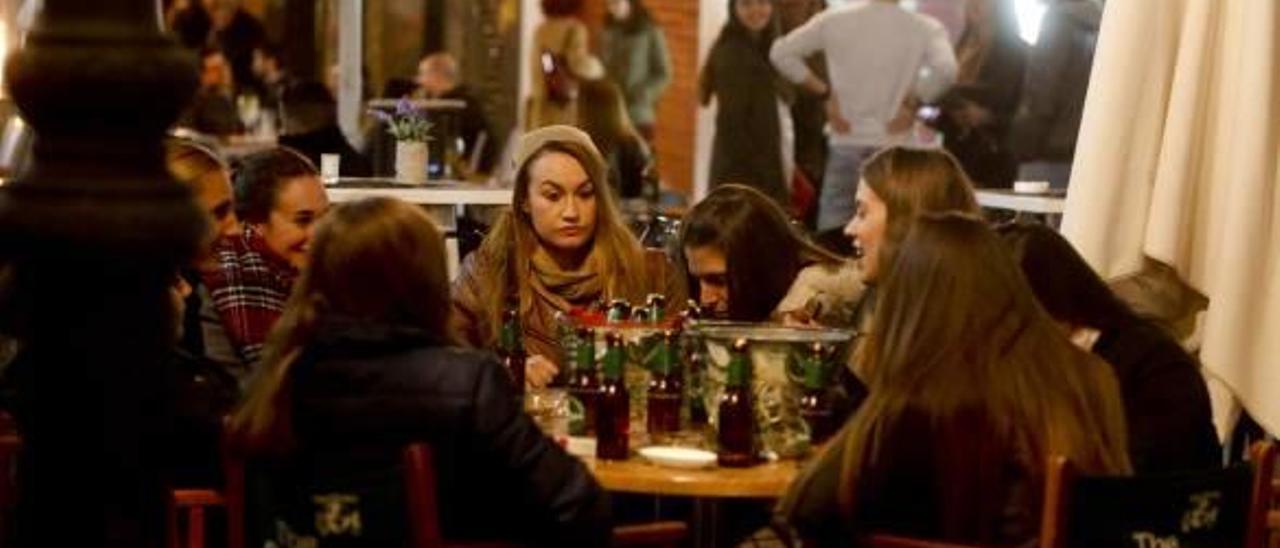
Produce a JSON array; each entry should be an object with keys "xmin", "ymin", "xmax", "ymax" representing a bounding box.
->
[
  {"xmin": 861, "ymin": 534, "xmax": 986, "ymax": 547},
  {"xmin": 401, "ymin": 443, "xmax": 688, "ymax": 548},
  {"xmin": 173, "ymin": 440, "xmax": 687, "ymax": 548},
  {"xmin": 0, "ymin": 417, "xmax": 21, "ymax": 546},
  {"xmin": 1041, "ymin": 441, "xmax": 1276, "ymax": 548}
]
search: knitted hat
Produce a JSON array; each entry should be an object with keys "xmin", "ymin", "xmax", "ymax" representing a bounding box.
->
[{"xmin": 512, "ymin": 125, "xmax": 605, "ymax": 176}]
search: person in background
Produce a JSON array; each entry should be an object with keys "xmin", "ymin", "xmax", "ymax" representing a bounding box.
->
[
  {"xmin": 998, "ymin": 222, "xmax": 1221, "ymax": 473},
  {"xmin": 179, "ymin": 46, "xmax": 245, "ymax": 139},
  {"xmin": 165, "ymin": 0, "xmax": 211, "ymax": 50},
  {"xmin": 451, "ymin": 126, "xmax": 684, "ymax": 388},
  {"xmin": 208, "ymin": 0, "xmax": 266, "ymax": 96},
  {"xmin": 527, "ymin": 0, "xmax": 591, "ymax": 129},
  {"xmin": 780, "ymin": 213, "xmax": 1130, "ymax": 546},
  {"xmin": 776, "ymin": 0, "xmax": 829, "ymax": 227},
  {"xmin": 600, "ymin": 0, "xmax": 672, "ymax": 143},
  {"xmin": 1010, "ymin": 0, "xmax": 1103, "ymax": 189},
  {"xmin": 573, "ymin": 54, "xmax": 656, "ymax": 204},
  {"xmin": 931, "ymin": 0, "xmax": 1026, "ymax": 188},
  {"xmin": 680, "ymin": 184, "xmax": 860, "ymax": 325},
  {"xmin": 250, "ymin": 42, "xmax": 296, "ymax": 117},
  {"xmin": 415, "ymin": 52, "xmax": 500, "ymax": 175},
  {"xmin": 277, "ymin": 81, "xmax": 371, "ymax": 177},
  {"xmin": 700, "ymin": 0, "xmax": 793, "ymax": 207},
  {"xmin": 770, "ymin": 0, "xmax": 958, "ymax": 230},
  {"xmin": 203, "ymin": 147, "xmax": 329, "ymax": 375},
  {"xmin": 230, "ymin": 197, "xmax": 611, "ymax": 546}
]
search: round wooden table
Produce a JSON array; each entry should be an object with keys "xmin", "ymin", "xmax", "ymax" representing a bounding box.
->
[
  {"xmin": 583, "ymin": 456, "xmax": 799, "ymax": 498},
  {"xmin": 580, "ymin": 454, "xmax": 801, "ymax": 547}
]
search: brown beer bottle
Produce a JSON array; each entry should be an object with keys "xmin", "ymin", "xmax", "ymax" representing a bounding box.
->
[
  {"xmin": 566, "ymin": 327, "xmax": 599, "ymax": 435},
  {"xmin": 646, "ymin": 329, "xmax": 683, "ymax": 438},
  {"xmin": 717, "ymin": 338, "xmax": 756, "ymax": 467},
  {"xmin": 798, "ymin": 342, "xmax": 837, "ymax": 445},
  {"xmin": 497, "ymin": 306, "xmax": 525, "ymax": 402},
  {"xmin": 596, "ymin": 332, "xmax": 630, "ymax": 460}
]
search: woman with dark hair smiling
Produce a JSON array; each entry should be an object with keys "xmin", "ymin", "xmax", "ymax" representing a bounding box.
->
[
  {"xmin": 998, "ymin": 222, "xmax": 1220, "ymax": 473},
  {"xmin": 781, "ymin": 214, "xmax": 1130, "ymax": 546},
  {"xmin": 203, "ymin": 146, "xmax": 329, "ymax": 374},
  {"xmin": 601, "ymin": 0, "xmax": 672, "ymax": 142}
]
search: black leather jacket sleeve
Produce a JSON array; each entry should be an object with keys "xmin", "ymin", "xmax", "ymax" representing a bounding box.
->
[{"xmin": 467, "ymin": 355, "xmax": 612, "ymax": 546}]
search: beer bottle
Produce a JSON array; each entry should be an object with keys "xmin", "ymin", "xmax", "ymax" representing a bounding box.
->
[
  {"xmin": 717, "ymin": 338, "xmax": 756, "ymax": 467},
  {"xmin": 596, "ymin": 332, "xmax": 630, "ymax": 460},
  {"xmin": 798, "ymin": 342, "xmax": 837, "ymax": 445},
  {"xmin": 497, "ymin": 306, "xmax": 525, "ymax": 401},
  {"xmin": 566, "ymin": 327, "xmax": 599, "ymax": 435},
  {"xmin": 645, "ymin": 293, "xmax": 667, "ymax": 324},
  {"xmin": 646, "ymin": 329, "xmax": 682, "ymax": 438},
  {"xmin": 606, "ymin": 299, "xmax": 631, "ymax": 323}
]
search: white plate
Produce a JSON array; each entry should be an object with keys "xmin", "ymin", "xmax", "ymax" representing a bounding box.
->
[
  {"xmin": 1013, "ymin": 180, "xmax": 1051, "ymax": 194},
  {"xmin": 638, "ymin": 446, "xmax": 717, "ymax": 469}
]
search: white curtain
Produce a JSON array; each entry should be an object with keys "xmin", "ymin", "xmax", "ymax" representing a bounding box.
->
[{"xmin": 1062, "ymin": 0, "xmax": 1279, "ymax": 439}]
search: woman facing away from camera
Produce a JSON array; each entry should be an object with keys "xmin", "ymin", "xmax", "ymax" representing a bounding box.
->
[
  {"xmin": 998, "ymin": 222, "xmax": 1220, "ymax": 473},
  {"xmin": 230, "ymin": 197, "xmax": 610, "ymax": 546},
  {"xmin": 780, "ymin": 214, "xmax": 1130, "ymax": 546},
  {"xmin": 451, "ymin": 126, "xmax": 684, "ymax": 388}
]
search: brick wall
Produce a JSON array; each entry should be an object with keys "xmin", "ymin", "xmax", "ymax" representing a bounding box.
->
[{"xmin": 583, "ymin": 0, "xmax": 700, "ymax": 196}]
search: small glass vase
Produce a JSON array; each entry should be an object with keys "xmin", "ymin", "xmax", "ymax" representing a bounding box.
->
[{"xmin": 395, "ymin": 140, "xmax": 429, "ymax": 184}]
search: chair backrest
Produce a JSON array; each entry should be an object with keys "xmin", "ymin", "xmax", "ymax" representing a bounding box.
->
[
  {"xmin": 1041, "ymin": 441, "xmax": 1275, "ymax": 548},
  {"xmin": 861, "ymin": 534, "xmax": 987, "ymax": 548}
]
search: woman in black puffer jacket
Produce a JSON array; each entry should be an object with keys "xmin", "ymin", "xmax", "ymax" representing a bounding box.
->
[{"xmin": 229, "ymin": 197, "xmax": 611, "ymax": 547}]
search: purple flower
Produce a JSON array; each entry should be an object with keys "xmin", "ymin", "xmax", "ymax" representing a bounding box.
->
[
  {"xmin": 395, "ymin": 97, "xmax": 415, "ymax": 118},
  {"xmin": 368, "ymin": 109, "xmax": 394, "ymax": 125}
]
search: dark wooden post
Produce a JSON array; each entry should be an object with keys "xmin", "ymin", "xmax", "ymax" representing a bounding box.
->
[{"xmin": 0, "ymin": 0, "xmax": 205, "ymax": 545}]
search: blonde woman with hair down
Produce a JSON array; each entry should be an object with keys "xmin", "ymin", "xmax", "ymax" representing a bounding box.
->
[
  {"xmin": 229, "ymin": 197, "xmax": 610, "ymax": 545},
  {"xmin": 451, "ymin": 126, "xmax": 683, "ymax": 387},
  {"xmin": 780, "ymin": 213, "xmax": 1130, "ymax": 546},
  {"xmin": 165, "ymin": 138, "xmax": 242, "ymax": 367}
]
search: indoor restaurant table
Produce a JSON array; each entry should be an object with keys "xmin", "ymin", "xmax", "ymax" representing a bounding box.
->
[{"xmin": 582, "ymin": 454, "xmax": 800, "ymax": 548}]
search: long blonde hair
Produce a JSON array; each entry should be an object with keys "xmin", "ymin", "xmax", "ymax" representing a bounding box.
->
[
  {"xmin": 230, "ymin": 197, "xmax": 452, "ymax": 453},
  {"xmin": 472, "ymin": 138, "xmax": 648, "ymax": 346},
  {"xmin": 838, "ymin": 214, "xmax": 1130, "ymax": 541},
  {"xmin": 165, "ymin": 138, "xmax": 229, "ymax": 187}
]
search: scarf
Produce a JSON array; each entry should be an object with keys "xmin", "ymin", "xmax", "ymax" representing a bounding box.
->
[{"xmin": 529, "ymin": 247, "xmax": 606, "ymax": 312}]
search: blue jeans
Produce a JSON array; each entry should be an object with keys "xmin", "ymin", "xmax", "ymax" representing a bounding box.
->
[{"xmin": 818, "ymin": 145, "xmax": 880, "ymax": 231}]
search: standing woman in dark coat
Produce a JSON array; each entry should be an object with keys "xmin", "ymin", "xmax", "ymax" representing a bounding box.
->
[
  {"xmin": 932, "ymin": 0, "xmax": 1027, "ymax": 188},
  {"xmin": 700, "ymin": 0, "xmax": 792, "ymax": 206},
  {"xmin": 998, "ymin": 222, "xmax": 1221, "ymax": 473}
]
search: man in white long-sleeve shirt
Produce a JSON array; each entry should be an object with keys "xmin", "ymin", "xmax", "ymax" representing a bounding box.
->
[{"xmin": 771, "ymin": 0, "xmax": 957, "ymax": 230}]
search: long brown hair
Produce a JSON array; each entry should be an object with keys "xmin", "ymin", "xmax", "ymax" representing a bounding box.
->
[
  {"xmin": 471, "ymin": 136, "xmax": 649, "ymax": 346},
  {"xmin": 862, "ymin": 146, "xmax": 981, "ymax": 278},
  {"xmin": 680, "ymin": 184, "xmax": 841, "ymax": 321},
  {"xmin": 229, "ymin": 197, "xmax": 452, "ymax": 452},
  {"xmin": 838, "ymin": 214, "xmax": 1130, "ymax": 539}
]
